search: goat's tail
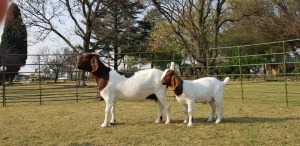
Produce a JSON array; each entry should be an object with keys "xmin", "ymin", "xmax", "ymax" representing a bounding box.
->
[{"xmin": 222, "ymin": 77, "xmax": 230, "ymax": 85}]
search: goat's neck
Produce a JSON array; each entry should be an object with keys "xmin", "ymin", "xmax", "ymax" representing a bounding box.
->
[
  {"xmin": 171, "ymin": 77, "xmax": 184, "ymax": 96},
  {"xmin": 92, "ymin": 68, "xmax": 111, "ymax": 92}
]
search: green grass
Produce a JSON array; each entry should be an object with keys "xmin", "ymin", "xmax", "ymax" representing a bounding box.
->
[
  {"xmin": 0, "ymin": 80, "xmax": 299, "ymax": 145},
  {"xmin": 1, "ymin": 98, "xmax": 299, "ymax": 145}
]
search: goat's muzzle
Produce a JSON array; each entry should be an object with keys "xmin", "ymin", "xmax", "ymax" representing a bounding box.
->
[
  {"xmin": 161, "ymin": 77, "xmax": 171, "ymax": 86},
  {"xmin": 76, "ymin": 61, "xmax": 83, "ymax": 70}
]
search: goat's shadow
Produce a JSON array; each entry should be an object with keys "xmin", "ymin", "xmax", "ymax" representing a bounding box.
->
[
  {"xmin": 95, "ymin": 113, "xmax": 299, "ymax": 125},
  {"xmin": 98, "ymin": 117, "xmax": 300, "ymax": 127},
  {"xmin": 188, "ymin": 116, "xmax": 300, "ymax": 124}
]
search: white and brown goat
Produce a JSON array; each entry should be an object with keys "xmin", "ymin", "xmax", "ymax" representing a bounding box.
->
[
  {"xmin": 77, "ymin": 53, "xmax": 171, "ymax": 127},
  {"xmin": 161, "ymin": 63, "xmax": 229, "ymax": 126}
]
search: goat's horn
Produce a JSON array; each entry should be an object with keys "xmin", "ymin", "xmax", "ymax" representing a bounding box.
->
[{"xmin": 170, "ymin": 62, "xmax": 175, "ymax": 70}]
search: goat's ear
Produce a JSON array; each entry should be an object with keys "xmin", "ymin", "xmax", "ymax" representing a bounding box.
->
[
  {"xmin": 171, "ymin": 75, "xmax": 178, "ymax": 90},
  {"xmin": 90, "ymin": 56, "xmax": 99, "ymax": 73}
]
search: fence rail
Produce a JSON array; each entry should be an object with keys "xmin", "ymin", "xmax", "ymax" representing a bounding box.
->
[{"xmin": 1, "ymin": 39, "xmax": 300, "ymax": 106}]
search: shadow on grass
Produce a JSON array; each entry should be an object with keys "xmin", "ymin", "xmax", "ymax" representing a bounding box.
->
[
  {"xmin": 70, "ymin": 142, "xmax": 94, "ymax": 146},
  {"xmin": 171, "ymin": 117, "xmax": 300, "ymax": 124},
  {"xmin": 213, "ymin": 117, "xmax": 299, "ymax": 123},
  {"xmin": 95, "ymin": 117, "xmax": 300, "ymax": 127},
  {"xmin": 194, "ymin": 117, "xmax": 300, "ymax": 123}
]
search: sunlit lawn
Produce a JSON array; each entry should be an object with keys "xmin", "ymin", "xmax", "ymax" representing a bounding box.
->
[{"xmin": 0, "ymin": 80, "xmax": 299, "ymax": 145}]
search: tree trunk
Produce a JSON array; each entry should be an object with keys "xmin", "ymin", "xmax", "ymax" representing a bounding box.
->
[{"xmin": 114, "ymin": 46, "xmax": 118, "ymax": 71}]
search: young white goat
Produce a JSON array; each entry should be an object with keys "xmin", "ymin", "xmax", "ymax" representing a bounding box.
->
[
  {"xmin": 161, "ymin": 62, "xmax": 229, "ymax": 126},
  {"xmin": 77, "ymin": 53, "xmax": 170, "ymax": 127}
]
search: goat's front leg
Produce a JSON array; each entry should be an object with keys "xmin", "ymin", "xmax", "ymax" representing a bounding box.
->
[
  {"xmin": 101, "ymin": 99, "xmax": 114, "ymax": 128},
  {"xmin": 187, "ymin": 100, "xmax": 195, "ymax": 127},
  {"xmin": 110, "ymin": 101, "xmax": 116, "ymax": 124}
]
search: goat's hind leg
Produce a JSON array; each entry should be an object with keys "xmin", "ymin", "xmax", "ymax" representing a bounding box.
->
[
  {"xmin": 161, "ymin": 100, "xmax": 171, "ymax": 124},
  {"xmin": 182, "ymin": 104, "xmax": 188, "ymax": 124},
  {"xmin": 155, "ymin": 101, "xmax": 164, "ymax": 123},
  {"xmin": 156, "ymin": 93, "xmax": 171, "ymax": 124},
  {"xmin": 110, "ymin": 101, "xmax": 116, "ymax": 124},
  {"xmin": 214, "ymin": 99, "xmax": 224, "ymax": 124},
  {"xmin": 208, "ymin": 101, "xmax": 216, "ymax": 122},
  {"xmin": 187, "ymin": 100, "xmax": 195, "ymax": 127}
]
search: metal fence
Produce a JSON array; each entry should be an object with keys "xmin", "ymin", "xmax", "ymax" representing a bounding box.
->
[{"xmin": 0, "ymin": 39, "xmax": 299, "ymax": 106}]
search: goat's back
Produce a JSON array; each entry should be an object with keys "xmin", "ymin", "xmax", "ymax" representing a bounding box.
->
[
  {"xmin": 182, "ymin": 77, "xmax": 226, "ymax": 102},
  {"xmin": 106, "ymin": 69, "xmax": 165, "ymax": 101}
]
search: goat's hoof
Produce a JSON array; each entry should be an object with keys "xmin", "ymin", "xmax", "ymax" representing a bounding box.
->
[
  {"xmin": 155, "ymin": 120, "xmax": 161, "ymax": 124},
  {"xmin": 215, "ymin": 120, "xmax": 221, "ymax": 124},
  {"xmin": 165, "ymin": 120, "xmax": 170, "ymax": 124},
  {"xmin": 183, "ymin": 120, "xmax": 187, "ymax": 124},
  {"xmin": 110, "ymin": 120, "xmax": 116, "ymax": 124},
  {"xmin": 187, "ymin": 123, "xmax": 193, "ymax": 127},
  {"xmin": 101, "ymin": 123, "xmax": 109, "ymax": 128},
  {"xmin": 207, "ymin": 119, "xmax": 214, "ymax": 122}
]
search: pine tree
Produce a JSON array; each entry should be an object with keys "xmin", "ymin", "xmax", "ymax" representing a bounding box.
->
[
  {"xmin": 0, "ymin": 3, "xmax": 27, "ymax": 84},
  {"xmin": 1, "ymin": 3, "xmax": 27, "ymax": 64},
  {"xmin": 92, "ymin": 0, "xmax": 152, "ymax": 70}
]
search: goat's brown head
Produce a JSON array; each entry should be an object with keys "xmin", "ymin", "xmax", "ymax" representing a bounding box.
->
[
  {"xmin": 76, "ymin": 53, "xmax": 100, "ymax": 73},
  {"xmin": 161, "ymin": 69, "xmax": 174, "ymax": 87},
  {"xmin": 161, "ymin": 69, "xmax": 183, "ymax": 95},
  {"xmin": 76, "ymin": 53, "xmax": 110, "ymax": 74}
]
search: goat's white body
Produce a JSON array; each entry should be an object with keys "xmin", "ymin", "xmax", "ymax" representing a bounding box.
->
[
  {"xmin": 102, "ymin": 69, "xmax": 162, "ymax": 101},
  {"xmin": 174, "ymin": 76, "xmax": 229, "ymax": 126},
  {"xmin": 177, "ymin": 77, "xmax": 226, "ymax": 103},
  {"xmin": 100, "ymin": 69, "xmax": 171, "ymax": 127}
]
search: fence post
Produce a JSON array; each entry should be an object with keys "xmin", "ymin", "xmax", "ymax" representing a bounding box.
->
[
  {"xmin": 172, "ymin": 51, "xmax": 175, "ymax": 61},
  {"xmin": 38, "ymin": 55, "xmax": 42, "ymax": 105},
  {"xmin": 238, "ymin": 46, "xmax": 244, "ymax": 101},
  {"xmin": 151, "ymin": 53, "xmax": 155, "ymax": 68},
  {"xmin": 123, "ymin": 56, "xmax": 126, "ymax": 71},
  {"xmin": 75, "ymin": 53, "xmax": 79, "ymax": 103},
  {"xmin": 138, "ymin": 53, "xmax": 141, "ymax": 70},
  {"xmin": 206, "ymin": 49, "xmax": 209, "ymax": 76},
  {"xmin": 283, "ymin": 41, "xmax": 288, "ymax": 106},
  {"xmin": 1, "ymin": 54, "xmax": 6, "ymax": 106}
]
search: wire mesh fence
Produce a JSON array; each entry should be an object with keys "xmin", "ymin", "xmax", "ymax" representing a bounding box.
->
[{"xmin": 0, "ymin": 39, "xmax": 299, "ymax": 106}]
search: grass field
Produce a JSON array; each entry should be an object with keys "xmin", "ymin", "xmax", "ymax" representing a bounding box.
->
[
  {"xmin": 0, "ymin": 80, "xmax": 299, "ymax": 145},
  {"xmin": 1, "ymin": 96, "xmax": 300, "ymax": 145}
]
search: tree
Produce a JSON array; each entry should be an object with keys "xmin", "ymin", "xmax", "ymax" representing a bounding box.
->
[
  {"xmin": 0, "ymin": 48, "xmax": 22, "ymax": 85},
  {"xmin": 16, "ymin": 0, "xmax": 111, "ymax": 85},
  {"xmin": 33, "ymin": 47, "xmax": 75, "ymax": 83},
  {"xmin": 16, "ymin": 0, "xmax": 108, "ymax": 53},
  {"xmin": 148, "ymin": 17, "xmax": 185, "ymax": 70},
  {"xmin": 0, "ymin": 3, "xmax": 27, "ymax": 84},
  {"xmin": 249, "ymin": 0, "xmax": 300, "ymax": 60},
  {"xmin": 92, "ymin": 0, "xmax": 152, "ymax": 70},
  {"xmin": 221, "ymin": 0, "xmax": 300, "ymax": 75},
  {"xmin": 151, "ymin": 0, "xmax": 261, "ymax": 74}
]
